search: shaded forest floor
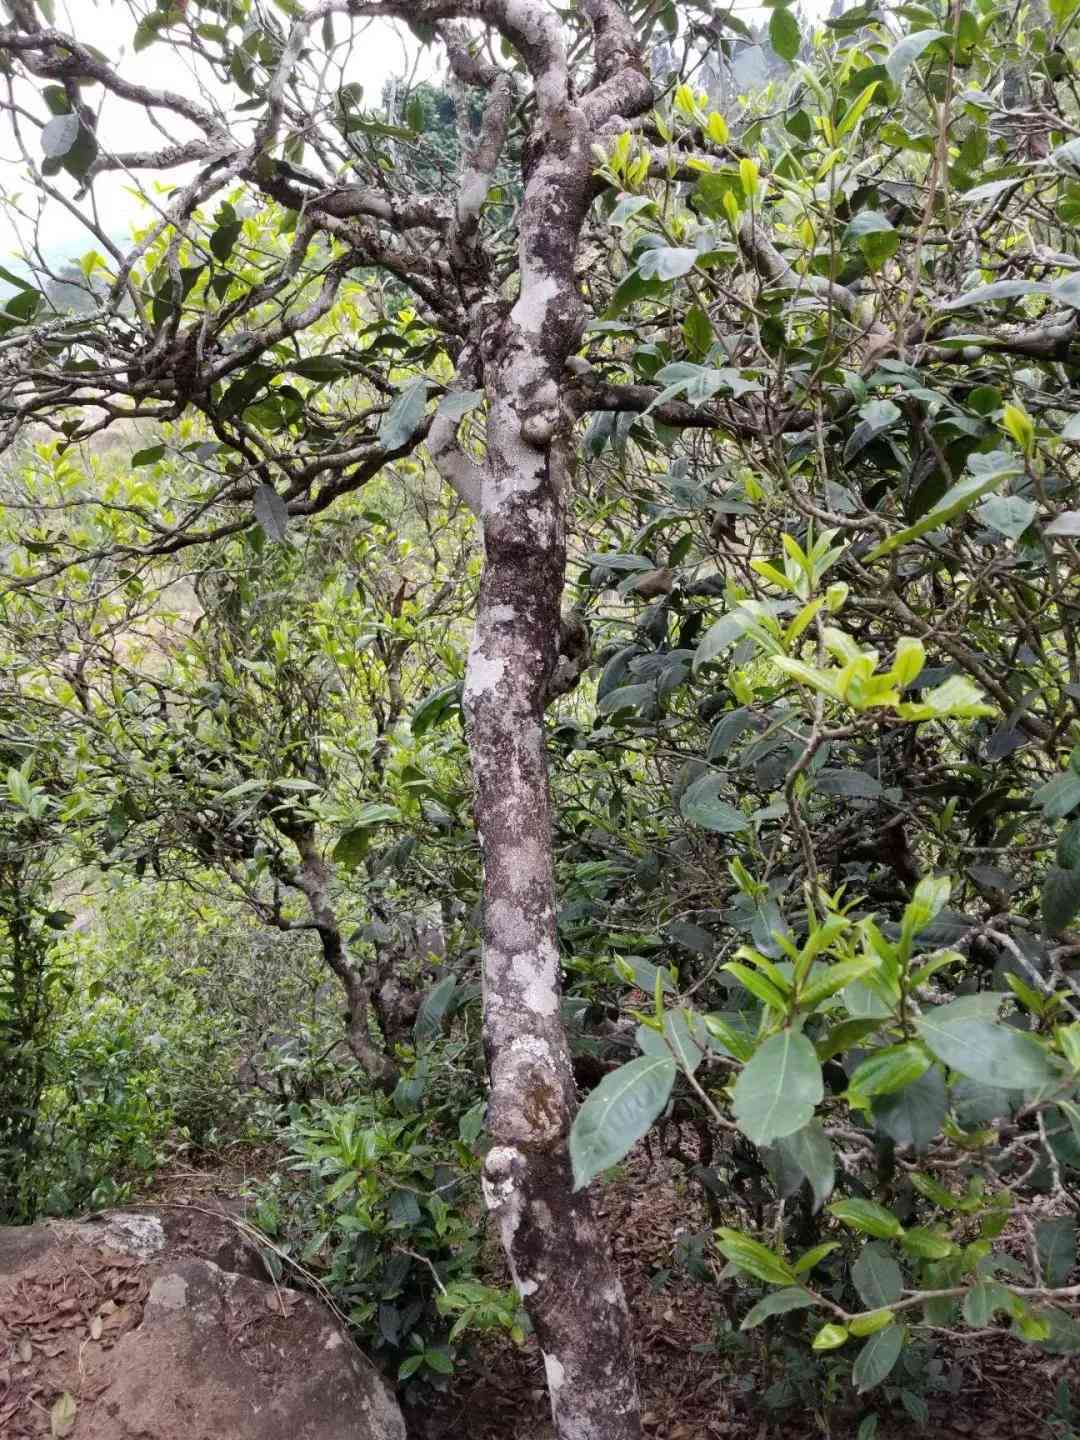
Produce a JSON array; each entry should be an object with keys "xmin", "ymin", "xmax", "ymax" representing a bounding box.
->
[{"xmin": 139, "ymin": 1146, "xmax": 1076, "ymax": 1440}]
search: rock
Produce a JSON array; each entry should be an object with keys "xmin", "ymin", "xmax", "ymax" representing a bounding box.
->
[{"xmin": 0, "ymin": 1206, "xmax": 405, "ymax": 1440}]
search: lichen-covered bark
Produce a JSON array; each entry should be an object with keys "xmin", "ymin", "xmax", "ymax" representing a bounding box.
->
[
  {"xmin": 464, "ymin": 437, "xmax": 640, "ymax": 1439},
  {"xmin": 443, "ymin": 8, "xmax": 650, "ymax": 1436}
]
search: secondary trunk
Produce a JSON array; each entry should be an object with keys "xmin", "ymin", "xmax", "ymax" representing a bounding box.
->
[{"xmin": 464, "ymin": 420, "xmax": 641, "ymax": 1440}]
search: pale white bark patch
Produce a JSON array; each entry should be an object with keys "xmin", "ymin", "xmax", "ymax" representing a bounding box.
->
[
  {"xmin": 457, "ymin": 172, "xmax": 489, "ymax": 226},
  {"xmin": 519, "ymin": 1277, "xmax": 539, "ymax": 1297},
  {"xmin": 488, "ymin": 897, "xmax": 532, "ymax": 949},
  {"xmin": 510, "ymin": 273, "xmax": 561, "ymax": 338},
  {"xmin": 543, "ymin": 1352, "xmax": 566, "ymax": 1392},
  {"xmin": 483, "ymin": 1145, "xmax": 528, "ymax": 1295},
  {"xmin": 482, "ymin": 1146, "xmax": 525, "ymax": 1221},
  {"xmin": 466, "ymin": 650, "xmax": 505, "ymax": 695},
  {"xmin": 509, "ymin": 1032, "xmax": 556, "ymax": 1065},
  {"xmin": 488, "ymin": 604, "xmax": 517, "ymax": 624},
  {"xmin": 511, "ymin": 946, "xmax": 558, "ymax": 1015}
]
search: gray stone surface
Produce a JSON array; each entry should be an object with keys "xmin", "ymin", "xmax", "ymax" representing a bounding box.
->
[{"xmin": 0, "ymin": 1206, "xmax": 406, "ymax": 1440}]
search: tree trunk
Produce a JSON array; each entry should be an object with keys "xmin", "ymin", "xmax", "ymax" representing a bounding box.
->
[{"xmin": 464, "ymin": 418, "xmax": 641, "ymax": 1439}]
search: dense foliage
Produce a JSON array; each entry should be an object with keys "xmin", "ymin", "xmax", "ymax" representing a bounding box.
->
[{"xmin": 1, "ymin": 0, "xmax": 1080, "ymax": 1434}]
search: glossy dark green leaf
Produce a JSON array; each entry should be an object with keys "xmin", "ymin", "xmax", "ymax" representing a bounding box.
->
[
  {"xmin": 852, "ymin": 1243, "xmax": 904, "ymax": 1309},
  {"xmin": 872, "ymin": 1066, "xmax": 947, "ymax": 1151},
  {"xmin": 852, "ymin": 1323, "xmax": 904, "ymax": 1392},
  {"xmin": 917, "ymin": 1007, "xmax": 1058, "ymax": 1089},
  {"xmin": 1041, "ymin": 867, "xmax": 1080, "ymax": 933},
  {"xmin": 777, "ymin": 1118, "xmax": 834, "ymax": 1210},
  {"xmin": 740, "ymin": 1287, "xmax": 814, "ymax": 1328},
  {"xmin": 570, "ymin": 1056, "xmax": 676, "ymax": 1190},
  {"xmin": 733, "ymin": 1031, "xmax": 823, "ymax": 1146}
]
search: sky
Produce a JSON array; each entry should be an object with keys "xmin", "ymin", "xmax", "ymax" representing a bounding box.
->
[{"xmin": 0, "ymin": 0, "xmax": 434, "ymax": 279}]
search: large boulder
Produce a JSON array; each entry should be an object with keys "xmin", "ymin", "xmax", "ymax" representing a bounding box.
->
[{"xmin": 0, "ymin": 1204, "xmax": 406, "ymax": 1440}]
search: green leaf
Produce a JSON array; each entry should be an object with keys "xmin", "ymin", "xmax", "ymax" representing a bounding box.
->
[
  {"xmin": 638, "ymin": 246, "xmax": 699, "ymax": 281},
  {"xmin": 956, "ymin": 178, "xmax": 1023, "ymax": 205},
  {"xmin": 815, "ymin": 768, "xmax": 884, "ymax": 801},
  {"xmin": 131, "ymin": 444, "xmax": 166, "ymax": 467},
  {"xmin": 777, "ymin": 1118, "xmax": 834, "ymax": 1210},
  {"xmin": 849, "ymin": 1043, "xmax": 930, "ymax": 1101},
  {"xmin": 679, "ymin": 774, "xmax": 748, "ymax": 833},
  {"xmin": 894, "ymin": 674, "xmax": 995, "ymax": 723},
  {"xmin": 828, "ymin": 1198, "xmax": 903, "ymax": 1239},
  {"xmin": 837, "ymin": 80, "xmax": 880, "ymax": 138},
  {"xmin": 977, "ymin": 494, "xmax": 1035, "ymax": 540},
  {"xmin": 852, "ymin": 1243, "xmax": 904, "ymax": 1309},
  {"xmin": 215, "ymin": 778, "xmax": 267, "ymax": 803},
  {"xmin": 872, "ymin": 1067, "xmax": 948, "ymax": 1151},
  {"xmin": 288, "ymin": 355, "xmax": 351, "ymax": 381},
  {"xmin": 940, "ymin": 280, "xmax": 1051, "ymax": 312},
  {"xmin": 1035, "ymin": 771, "xmax": 1080, "ymax": 820},
  {"xmin": 899, "ymin": 1227, "xmax": 955, "ymax": 1260},
  {"xmin": 0, "ymin": 264, "xmax": 34, "ymax": 292},
  {"xmin": 962, "ymin": 1280, "xmax": 1010, "ymax": 1327},
  {"xmin": 733, "ymin": 1030, "xmax": 823, "ymax": 1146},
  {"xmin": 885, "ymin": 29, "xmax": 948, "ymax": 86},
  {"xmin": 436, "ymin": 388, "xmax": 483, "ymax": 421},
  {"xmin": 379, "ymin": 378, "xmax": 430, "ymax": 451},
  {"xmin": 865, "ymin": 451, "xmax": 1023, "ymax": 562},
  {"xmin": 722, "ymin": 956, "xmax": 789, "ymax": 1013},
  {"xmin": 1042, "ymin": 867, "xmax": 1080, "ymax": 933},
  {"xmin": 210, "ymin": 220, "xmax": 243, "ymax": 263},
  {"xmin": 715, "ymin": 1227, "xmax": 796, "ymax": 1285},
  {"xmin": 769, "ymin": 5, "xmax": 801, "ymax": 63},
  {"xmin": 411, "ymin": 683, "xmax": 461, "ymax": 737},
  {"xmin": 41, "ymin": 113, "xmax": 80, "ymax": 160},
  {"xmin": 414, "ymin": 975, "xmax": 457, "ymax": 1043},
  {"xmin": 1036, "ymin": 1217, "xmax": 1077, "ymax": 1286},
  {"xmin": 598, "ymin": 682, "xmax": 654, "ymax": 716},
  {"xmin": 694, "ymin": 607, "xmax": 757, "ymax": 667},
  {"xmin": 793, "ymin": 1241, "xmax": 839, "ymax": 1274},
  {"xmin": 812, "ymin": 1322, "xmax": 849, "ymax": 1350},
  {"xmin": 334, "ymin": 825, "xmax": 377, "ymax": 869},
  {"xmin": 850, "ymin": 1308, "xmax": 896, "ymax": 1337},
  {"xmin": 1057, "ymin": 818, "xmax": 1080, "ymax": 869},
  {"xmin": 683, "ymin": 305, "xmax": 713, "ymax": 358},
  {"xmin": 253, "ymin": 483, "xmax": 289, "ymax": 542},
  {"xmin": 740, "ymin": 1287, "xmax": 814, "ymax": 1328},
  {"xmin": 661, "ymin": 1008, "xmax": 709, "ymax": 1073},
  {"xmin": 422, "ymin": 1347, "xmax": 453, "ymax": 1375},
  {"xmin": 800, "ymin": 956, "xmax": 880, "ymax": 1012},
  {"xmin": 702, "ymin": 1011, "xmax": 756, "ymax": 1062},
  {"xmin": 916, "ymin": 1008, "xmax": 1059, "ymax": 1089},
  {"xmin": 570, "ymin": 1055, "xmax": 676, "ymax": 1190},
  {"xmin": 852, "ymin": 1323, "xmax": 904, "ymax": 1392}
]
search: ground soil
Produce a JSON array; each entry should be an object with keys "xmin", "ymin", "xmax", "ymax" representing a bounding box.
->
[{"xmin": 110, "ymin": 1140, "xmax": 1080, "ymax": 1440}]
